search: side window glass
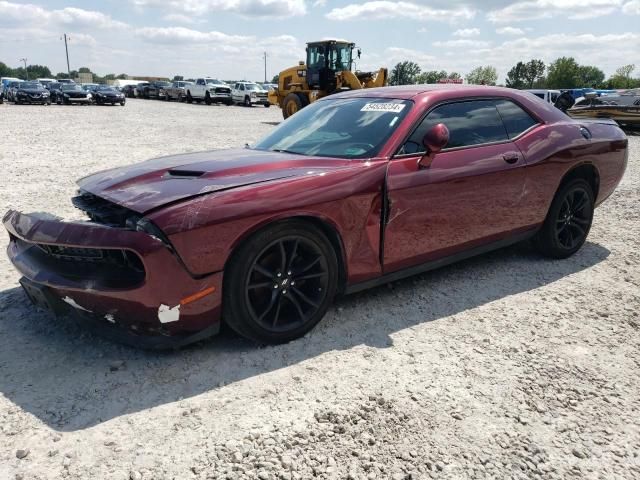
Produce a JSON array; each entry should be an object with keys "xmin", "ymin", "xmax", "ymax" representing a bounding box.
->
[
  {"xmin": 401, "ymin": 100, "xmax": 508, "ymax": 154},
  {"xmin": 240, "ymin": 84, "xmax": 245, "ymax": 91},
  {"xmin": 495, "ymin": 99, "xmax": 538, "ymax": 139}
]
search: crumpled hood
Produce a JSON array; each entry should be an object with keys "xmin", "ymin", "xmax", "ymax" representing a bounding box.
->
[{"xmin": 77, "ymin": 149, "xmax": 355, "ymax": 214}]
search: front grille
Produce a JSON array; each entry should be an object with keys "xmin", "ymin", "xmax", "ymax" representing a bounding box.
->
[
  {"xmin": 215, "ymin": 87, "xmax": 231, "ymax": 94},
  {"xmin": 15, "ymin": 237, "xmax": 146, "ymax": 288},
  {"xmin": 72, "ymin": 191, "xmax": 139, "ymax": 228}
]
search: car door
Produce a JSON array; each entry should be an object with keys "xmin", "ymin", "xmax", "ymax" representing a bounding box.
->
[{"xmin": 383, "ymin": 98, "xmax": 536, "ymax": 273}]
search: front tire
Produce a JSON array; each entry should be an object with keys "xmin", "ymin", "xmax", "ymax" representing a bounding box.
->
[
  {"xmin": 282, "ymin": 92, "xmax": 309, "ymax": 119},
  {"xmin": 534, "ymin": 178, "xmax": 594, "ymax": 259},
  {"xmin": 244, "ymin": 96, "xmax": 252, "ymax": 107},
  {"xmin": 205, "ymin": 92, "xmax": 212, "ymax": 105},
  {"xmin": 224, "ymin": 221, "xmax": 339, "ymax": 344}
]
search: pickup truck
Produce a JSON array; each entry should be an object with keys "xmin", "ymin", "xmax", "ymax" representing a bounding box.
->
[
  {"xmin": 231, "ymin": 82, "xmax": 270, "ymax": 107},
  {"xmin": 185, "ymin": 78, "xmax": 232, "ymax": 105},
  {"xmin": 162, "ymin": 81, "xmax": 194, "ymax": 101}
]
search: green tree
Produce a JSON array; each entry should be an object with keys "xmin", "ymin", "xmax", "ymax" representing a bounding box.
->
[
  {"xmin": 271, "ymin": 74, "xmax": 279, "ymax": 84},
  {"xmin": 608, "ymin": 64, "xmax": 636, "ymax": 88},
  {"xmin": 576, "ymin": 65, "xmax": 605, "ymax": 87},
  {"xmin": 0, "ymin": 61, "xmax": 15, "ymax": 77},
  {"xmin": 546, "ymin": 57, "xmax": 580, "ymax": 88},
  {"xmin": 78, "ymin": 67, "xmax": 92, "ymax": 74},
  {"xmin": 466, "ymin": 66, "xmax": 498, "ymax": 85},
  {"xmin": 522, "ymin": 59, "xmax": 545, "ymax": 88},
  {"xmin": 172, "ymin": 75, "xmax": 184, "ymax": 81},
  {"xmin": 416, "ymin": 70, "xmax": 448, "ymax": 84},
  {"xmin": 389, "ymin": 61, "xmax": 421, "ymax": 85},
  {"xmin": 116, "ymin": 73, "xmax": 128, "ymax": 79},
  {"xmin": 505, "ymin": 62, "xmax": 526, "ymax": 89}
]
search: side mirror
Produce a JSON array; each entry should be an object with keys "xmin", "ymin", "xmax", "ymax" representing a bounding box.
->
[{"xmin": 419, "ymin": 123, "xmax": 449, "ymax": 169}]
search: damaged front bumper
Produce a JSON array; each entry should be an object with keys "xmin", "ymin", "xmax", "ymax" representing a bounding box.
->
[{"xmin": 4, "ymin": 210, "xmax": 223, "ymax": 348}]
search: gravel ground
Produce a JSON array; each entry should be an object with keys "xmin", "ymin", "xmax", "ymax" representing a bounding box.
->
[{"xmin": 0, "ymin": 99, "xmax": 638, "ymax": 480}]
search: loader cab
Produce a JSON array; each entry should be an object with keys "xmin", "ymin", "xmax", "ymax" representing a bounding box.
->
[{"xmin": 306, "ymin": 40, "xmax": 355, "ymax": 93}]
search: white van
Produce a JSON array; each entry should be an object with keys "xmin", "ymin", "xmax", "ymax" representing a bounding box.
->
[{"xmin": 526, "ymin": 89, "xmax": 561, "ymax": 104}]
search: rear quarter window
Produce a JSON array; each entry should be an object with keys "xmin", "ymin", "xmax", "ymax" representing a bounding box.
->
[{"xmin": 495, "ymin": 99, "xmax": 538, "ymax": 139}]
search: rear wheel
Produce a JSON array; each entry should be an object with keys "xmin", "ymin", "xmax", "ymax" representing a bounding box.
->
[
  {"xmin": 534, "ymin": 178, "xmax": 594, "ymax": 259},
  {"xmin": 186, "ymin": 92, "xmax": 192, "ymax": 103},
  {"xmin": 224, "ymin": 221, "xmax": 338, "ymax": 344},
  {"xmin": 282, "ymin": 92, "xmax": 309, "ymax": 119}
]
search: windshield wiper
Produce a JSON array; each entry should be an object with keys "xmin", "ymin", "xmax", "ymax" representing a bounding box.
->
[{"xmin": 271, "ymin": 148, "xmax": 304, "ymax": 155}]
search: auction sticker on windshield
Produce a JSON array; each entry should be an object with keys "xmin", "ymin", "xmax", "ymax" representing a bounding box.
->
[{"xmin": 361, "ymin": 103, "xmax": 406, "ymax": 113}]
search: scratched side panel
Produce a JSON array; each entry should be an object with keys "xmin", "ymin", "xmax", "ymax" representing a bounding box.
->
[{"xmin": 148, "ymin": 162, "xmax": 388, "ymax": 284}]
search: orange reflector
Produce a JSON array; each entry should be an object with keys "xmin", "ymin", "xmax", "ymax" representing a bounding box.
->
[{"xmin": 180, "ymin": 286, "xmax": 216, "ymax": 306}]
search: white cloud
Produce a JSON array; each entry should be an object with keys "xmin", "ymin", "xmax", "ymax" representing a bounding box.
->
[
  {"xmin": 0, "ymin": 1, "xmax": 128, "ymax": 29},
  {"xmin": 622, "ymin": 0, "xmax": 640, "ymax": 13},
  {"xmin": 496, "ymin": 26, "xmax": 525, "ymax": 35},
  {"xmin": 326, "ymin": 1, "xmax": 475, "ymax": 22},
  {"xmin": 433, "ymin": 39, "xmax": 491, "ymax": 48},
  {"xmin": 162, "ymin": 13, "xmax": 203, "ymax": 24},
  {"xmin": 453, "ymin": 28, "xmax": 480, "ymax": 37},
  {"xmin": 487, "ymin": 0, "xmax": 624, "ymax": 22},
  {"xmin": 131, "ymin": 0, "xmax": 307, "ymax": 18}
]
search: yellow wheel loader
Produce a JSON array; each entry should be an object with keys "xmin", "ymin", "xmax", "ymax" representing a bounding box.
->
[{"xmin": 268, "ymin": 39, "xmax": 388, "ymax": 119}]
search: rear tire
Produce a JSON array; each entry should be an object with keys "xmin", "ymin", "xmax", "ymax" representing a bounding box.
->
[
  {"xmin": 224, "ymin": 220, "xmax": 338, "ymax": 344},
  {"xmin": 186, "ymin": 92, "xmax": 192, "ymax": 103},
  {"xmin": 533, "ymin": 178, "xmax": 594, "ymax": 259}
]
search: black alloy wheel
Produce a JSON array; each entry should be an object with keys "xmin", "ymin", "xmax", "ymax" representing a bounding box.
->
[
  {"xmin": 224, "ymin": 221, "xmax": 338, "ymax": 344},
  {"xmin": 534, "ymin": 178, "xmax": 594, "ymax": 258}
]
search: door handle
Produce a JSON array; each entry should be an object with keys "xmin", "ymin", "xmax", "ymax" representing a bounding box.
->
[{"xmin": 503, "ymin": 153, "xmax": 519, "ymax": 164}]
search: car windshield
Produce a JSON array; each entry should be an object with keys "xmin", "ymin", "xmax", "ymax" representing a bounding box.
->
[
  {"xmin": 20, "ymin": 82, "xmax": 44, "ymax": 90},
  {"xmin": 62, "ymin": 84, "xmax": 83, "ymax": 91},
  {"xmin": 98, "ymin": 87, "xmax": 117, "ymax": 92},
  {"xmin": 253, "ymin": 98, "xmax": 412, "ymax": 159},
  {"xmin": 206, "ymin": 79, "xmax": 223, "ymax": 85},
  {"xmin": 244, "ymin": 84, "xmax": 260, "ymax": 91}
]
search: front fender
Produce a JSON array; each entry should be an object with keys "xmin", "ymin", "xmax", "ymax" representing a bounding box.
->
[{"xmin": 147, "ymin": 161, "xmax": 388, "ymax": 284}]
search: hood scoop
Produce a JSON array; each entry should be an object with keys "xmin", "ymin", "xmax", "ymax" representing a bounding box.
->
[{"xmin": 166, "ymin": 169, "xmax": 205, "ymax": 178}]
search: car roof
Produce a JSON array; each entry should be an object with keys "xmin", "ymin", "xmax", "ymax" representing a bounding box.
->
[{"xmin": 331, "ymin": 84, "xmax": 528, "ymax": 100}]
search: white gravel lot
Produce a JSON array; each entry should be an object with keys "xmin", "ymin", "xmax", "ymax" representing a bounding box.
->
[{"xmin": 0, "ymin": 99, "xmax": 638, "ymax": 480}]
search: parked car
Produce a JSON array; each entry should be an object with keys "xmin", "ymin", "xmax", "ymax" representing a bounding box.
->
[
  {"xmin": 14, "ymin": 82, "xmax": 51, "ymax": 105},
  {"xmin": 162, "ymin": 81, "xmax": 194, "ymax": 101},
  {"xmin": 185, "ymin": 78, "xmax": 232, "ymax": 105},
  {"xmin": 232, "ymin": 81, "xmax": 270, "ymax": 107},
  {"xmin": 142, "ymin": 81, "xmax": 172, "ymax": 99},
  {"xmin": 3, "ymin": 85, "xmax": 628, "ymax": 348},
  {"xmin": 47, "ymin": 82, "xmax": 63, "ymax": 103},
  {"xmin": 1, "ymin": 76, "xmax": 23, "ymax": 92},
  {"xmin": 0, "ymin": 83, "xmax": 4, "ymax": 104},
  {"xmin": 81, "ymin": 83, "xmax": 100, "ymax": 92},
  {"xmin": 57, "ymin": 79, "xmax": 75, "ymax": 84},
  {"xmin": 134, "ymin": 82, "xmax": 150, "ymax": 98},
  {"xmin": 37, "ymin": 78, "xmax": 56, "ymax": 88},
  {"xmin": 91, "ymin": 85, "xmax": 126, "ymax": 106},
  {"xmin": 5, "ymin": 81, "xmax": 24, "ymax": 103},
  {"xmin": 526, "ymin": 89, "xmax": 561, "ymax": 104},
  {"xmin": 121, "ymin": 84, "xmax": 137, "ymax": 98},
  {"xmin": 261, "ymin": 83, "xmax": 277, "ymax": 91},
  {"xmin": 56, "ymin": 83, "xmax": 93, "ymax": 104}
]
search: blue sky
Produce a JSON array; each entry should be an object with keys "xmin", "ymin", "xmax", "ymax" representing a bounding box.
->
[{"xmin": 1, "ymin": 0, "xmax": 639, "ymax": 82}]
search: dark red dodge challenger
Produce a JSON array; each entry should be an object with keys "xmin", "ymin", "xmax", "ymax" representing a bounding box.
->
[{"xmin": 4, "ymin": 85, "xmax": 628, "ymax": 348}]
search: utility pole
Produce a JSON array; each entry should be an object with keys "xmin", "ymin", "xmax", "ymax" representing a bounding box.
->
[
  {"xmin": 263, "ymin": 52, "xmax": 267, "ymax": 83},
  {"xmin": 19, "ymin": 58, "xmax": 28, "ymax": 80},
  {"xmin": 62, "ymin": 33, "xmax": 71, "ymax": 77}
]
